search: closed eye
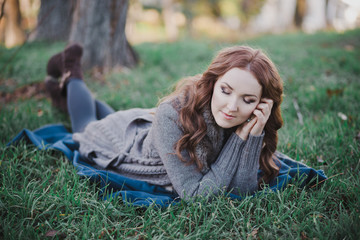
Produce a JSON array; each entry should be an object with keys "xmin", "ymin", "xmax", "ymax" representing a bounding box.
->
[
  {"xmin": 221, "ymin": 87, "xmax": 231, "ymax": 95},
  {"xmin": 244, "ymin": 98, "xmax": 256, "ymax": 104}
]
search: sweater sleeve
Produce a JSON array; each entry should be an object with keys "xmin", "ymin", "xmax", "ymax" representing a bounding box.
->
[
  {"xmin": 152, "ymin": 102, "xmax": 247, "ymax": 199},
  {"xmin": 228, "ymin": 133, "xmax": 264, "ymax": 196}
]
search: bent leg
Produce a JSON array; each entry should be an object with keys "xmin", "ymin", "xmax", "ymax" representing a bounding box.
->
[
  {"xmin": 67, "ymin": 79, "xmax": 97, "ymax": 133},
  {"xmin": 95, "ymin": 100, "xmax": 115, "ymax": 120}
]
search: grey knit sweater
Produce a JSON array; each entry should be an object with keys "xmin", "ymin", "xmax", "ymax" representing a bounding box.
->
[{"xmin": 73, "ymin": 100, "xmax": 263, "ymax": 199}]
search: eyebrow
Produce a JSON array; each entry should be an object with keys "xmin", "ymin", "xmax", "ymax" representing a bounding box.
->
[
  {"xmin": 222, "ymin": 82, "xmax": 259, "ymax": 99},
  {"xmin": 223, "ymin": 82, "xmax": 233, "ymax": 90}
]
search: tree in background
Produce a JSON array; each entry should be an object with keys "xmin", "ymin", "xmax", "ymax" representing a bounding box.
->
[
  {"xmin": 1, "ymin": 0, "xmax": 358, "ymax": 56},
  {"xmin": 1, "ymin": 0, "xmax": 138, "ymax": 72},
  {"xmin": 69, "ymin": 0, "xmax": 138, "ymax": 71},
  {"xmin": 34, "ymin": 0, "xmax": 74, "ymax": 41},
  {"xmin": 239, "ymin": 0, "xmax": 266, "ymax": 26},
  {"xmin": 162, "ymin": 0, "xmax": 179, "ymax": 41},
  {"xmin": 0, "ymin": 0, "xmax": 26, "ymax": 47},
  {"xmin": 294, "ymin": 0, "xmax": 306, "ymax": 28}
]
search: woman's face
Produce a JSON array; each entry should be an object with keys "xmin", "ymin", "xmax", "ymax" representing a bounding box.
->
[{"xmin": 211, "ymin": 67, "xmax": 262, "ymax": 129}]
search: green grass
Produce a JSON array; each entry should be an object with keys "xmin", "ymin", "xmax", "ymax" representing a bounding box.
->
[{"xmin": 1, "ymin": 29, "xmax": 360, "ymax": 239}]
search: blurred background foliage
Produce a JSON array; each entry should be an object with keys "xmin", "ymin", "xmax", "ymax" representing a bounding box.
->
[
  {"xmin": 1, "ymin": 0, "xmax": 359, "ymax": 47},
  {"xmin": 0, "ymin": 0, "xmax": 359, "ymax": 98}
]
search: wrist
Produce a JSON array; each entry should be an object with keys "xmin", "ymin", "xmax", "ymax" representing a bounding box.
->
[
  {"xmin": 235, "ymin": 129, "xmax": 248, "ymax": 140},
  {"xmin": 249, "ymin": 130, "xmax": 265, "ymax": 138},
  {"xmin": 250, "ymin": 126, "xmax": 264, "ymax": 136}
]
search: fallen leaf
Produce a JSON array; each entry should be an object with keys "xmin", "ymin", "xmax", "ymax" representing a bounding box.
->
[
  {"xmin": 317, "ymin": 156, "xmax": 325, "ymax": 163},
  {"xmin": 325, "ymin": 70, "xmax": 332, "ymax": 76},
  {"xmin": 301, "ymin": 231, "xmax": 308, "ymax": 240},
  {"xmin": 37, "ymin": 109, "xmax": 43, "ymax": 117},
  {"xmin": 45, "ymin": 230, "xmax": 66, "ymax": 238},
  {"xmin": 0, "ymin": 82, "xmax": 47, "ymax": 104},
  {"xmin": 99, "ymin": 228, "xmax": 116, "ymax": 239},
  {"xmin": 327, "ymin": 88, "xmax": 344, "ymax": 97},
  {"xmin": 99, "ymin": 230, "xmax": 105, "ymax": 239},
  {"xmin": 321, "ymin": 43, "xmax": 331, "ymax": 48},
  {"xmin": 250, "ymin": 228, "xmax": 258, "ymax": 238},
  {"xmin": 45, "ymin": 230, "xmax": 57, "ymax": 237},
  {"xmin": 344, "ymin": 44, "xmax": 354, "ymax": 51}
]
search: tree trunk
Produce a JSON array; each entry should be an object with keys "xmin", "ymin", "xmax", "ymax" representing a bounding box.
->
[
  {"xmin": 162, "ymin": 0, "xmax": 178, "ymax": 41},
  {"xmin": 1, "ymin": 0, "xmax": 26, "ymax": 48},
  {"xmin": 0, "ymin": 0, "xmax": 5, "ymax": 43},
  {"xmin": 294, "ymin": 0, "xmax": 306, "ymax": 28},
  {"xmin": 247, "ymin": 0, "xmax": 296, "ymax": 33},
  {"xmin": 327, "ymin": 0, "xmax": 360, "ymax": 31},
  {"xmin": 183, "ymin": 0, "xmax": 194, "ymax": 37},
  {"xmin": 276, "ymin": 0, "xmax": 297, "ymax": 31},
  {"xmin": 69, "ymin": 0, "xmax": 138, "ymax": 71},
  {"xmin": 34, "ymin": 0, "xmax": 75, "ymax": 41},
  {"xmin": 302, "ymin": 0, "xmax": 327, "ymax": 33}
]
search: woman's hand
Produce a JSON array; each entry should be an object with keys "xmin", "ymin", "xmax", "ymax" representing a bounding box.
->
[
  {"xmin": 235, "ymin": 98, "xmax": 273, "ymax": 140},
  {"xmin": 250, "ymin": 98, "xmax": 273, "ymax": 136},
  {"xmin": 235, "ymin": 116, "xmax": 256, "ymax": 140}
]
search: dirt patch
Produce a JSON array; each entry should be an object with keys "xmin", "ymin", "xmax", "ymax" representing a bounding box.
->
[{"xmin": 0, "ymin": 82, "xmax": 47, "ymax": 106}]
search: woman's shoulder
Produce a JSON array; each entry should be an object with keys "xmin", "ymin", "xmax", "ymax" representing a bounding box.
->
[{"xmin": 156, "ymin": 99, "xmax": 180, "ymax": 122}]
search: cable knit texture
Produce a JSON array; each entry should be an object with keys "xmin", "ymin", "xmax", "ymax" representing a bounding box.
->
[{"xmin": 73, "ymin": 100, "xmax": 264, "ymax": 198}]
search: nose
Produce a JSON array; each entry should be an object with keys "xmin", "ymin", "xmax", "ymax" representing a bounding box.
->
[{"xmin": 227, "ymin": 99, "xmax": 238, "ymax": 112}]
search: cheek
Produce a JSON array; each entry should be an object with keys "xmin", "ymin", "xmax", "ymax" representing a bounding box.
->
[
  {"xmin": 211, "ymin": 91, "xmax": 223, "ymax": 108},
  {"xmin": 210, "ymin": 93, "xmax": 218, "ymax": 114}
]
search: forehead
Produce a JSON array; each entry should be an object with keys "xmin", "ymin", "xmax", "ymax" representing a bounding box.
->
[{"xmin": 217, "ymin": 68, "xmax": 262, "ymax": 97}]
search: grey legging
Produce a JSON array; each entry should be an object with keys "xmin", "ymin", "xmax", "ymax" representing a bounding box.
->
[{"xmin": 67, "ymin": 79, "xmax": 114, "ymax": 133}]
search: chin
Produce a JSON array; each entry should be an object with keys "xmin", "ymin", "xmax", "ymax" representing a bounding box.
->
[{"xmin": 214, "ymin": 118, "xmax": 236, "ymax": 129}]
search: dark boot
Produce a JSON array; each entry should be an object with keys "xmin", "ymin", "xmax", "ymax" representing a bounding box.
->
[
  {"xmin": 44, "ymin": 76, "xmax": 68, "ymax": 113},
  {"xmin": 46, "ymin": 43, "xmax": 83, "ymax": 95}
]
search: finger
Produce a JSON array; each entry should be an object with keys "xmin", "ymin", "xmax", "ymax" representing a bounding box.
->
[
  {"xmin": 250, "ymin": 111, "xmax": 266, "ymax": 136},
  {"xmin": 256, "ymin": 101, "xmax": 272, "ymax": 118},
  {"xmin": 236, "ymin": 117, "xmax": 257, "ymax": 140},
  {"xmin": 253, "ymin": 109, "xmax": 264, "ymax": 121},
  {"xmin": 256, "ymin": 105, "xmax": 269, "ymax": 116},
  {"xmin": 256, "ymin": 103, "xmax": 267, "ymax": 110},
  {"xmin": 261, "ymin": 98, "xmax": 274, "ymax": 104},
  {"xmin": 257, "ymin": 104, "xmax": 271, "ymax": 116},
  {"xmin": 253, "ymin": 109, "xmax": 270, "ymax": 125},
  {"xmin": 259, "ymin": 98, "xmax": 274, "ymax": 110}
]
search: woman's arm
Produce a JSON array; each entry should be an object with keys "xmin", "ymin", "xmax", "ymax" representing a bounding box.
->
[
  {"xmin": 152, "ymin": 102, "xmax": 249, "ymax": 199},
  {"xmin": 228, "ymin": 133, "xmax": 264, "ymax": 196},
  {"xmin": 228, "ymin": 98, "xmax": 273, "ymax": 196}
]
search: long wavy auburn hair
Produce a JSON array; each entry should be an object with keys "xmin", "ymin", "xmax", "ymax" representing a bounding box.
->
[{"xmin": 163, "ymin": 46, "xmax": 284, "ymax": 185}]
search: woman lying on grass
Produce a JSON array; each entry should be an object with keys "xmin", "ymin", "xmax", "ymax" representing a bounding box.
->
[{"xmin": 45, "ymin": 44, "xmax": 287, "ymax": 199}]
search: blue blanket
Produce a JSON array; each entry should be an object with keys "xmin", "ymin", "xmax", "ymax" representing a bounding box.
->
[{"xmin": 8, "ymin": 124, "xmax": 327, "ymax": 207}]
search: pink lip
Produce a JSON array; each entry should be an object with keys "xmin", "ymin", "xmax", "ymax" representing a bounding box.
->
[{"xmin": 221, "ymin": 111, "xmax": 235, "ymax": 120}]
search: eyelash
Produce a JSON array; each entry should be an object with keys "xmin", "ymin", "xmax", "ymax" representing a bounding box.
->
[
  {"xmin": 243, "ymin": 99, "xmax": 253, "ymax": 104},
  {"xmin": 221, "ymin": 87, "xmax": 255, "ymax": 104},
  {"xmin": 221, "ymin": 87, "xmax": 230, "ymax": 95}
]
